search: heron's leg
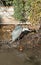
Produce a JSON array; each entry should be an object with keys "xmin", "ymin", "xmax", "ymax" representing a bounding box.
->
[{"xmin": 16, "ymin": 37, "xmax": 20, "ymax": 46}]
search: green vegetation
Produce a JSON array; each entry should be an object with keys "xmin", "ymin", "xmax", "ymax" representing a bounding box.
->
[
  {"xmin": 13, "ymin": 0, "xmax": 26, "ymax": 22},
  {"xmin": 0, "ymin": 0, "xmax": 13, "ymax": 6},
  {"xmin": 5, "ymin": 0, "xmax": 13, "ymax": 6},
  {"xmin": 27, "ymin": 0, "xmax": 41, "ymax": 26},
  {"xmin": 13, "ymin": 0, "xmax": 41, "ymax": 25}
]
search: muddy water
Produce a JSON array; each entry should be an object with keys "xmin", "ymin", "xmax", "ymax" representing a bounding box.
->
[
  {"xmin": 0, "ymin": 48, "xmax": 27, "ymax": 65},
  {"xmin": 0, "ymin": 49, "xmax": 23, "ymax": 65},
  {"xmin": 0, "ymin": 46, "xmax": 41, "ymax": 65}
]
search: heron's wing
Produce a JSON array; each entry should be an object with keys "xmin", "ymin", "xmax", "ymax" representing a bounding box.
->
[{"xmin": 11, "ymin": 28, "xmax": 23, "ymax": 41}]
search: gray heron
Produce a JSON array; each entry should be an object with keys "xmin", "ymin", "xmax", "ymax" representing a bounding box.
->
[
  {"xmin": 11, "ymin": 25, "xmax": 31, "ymax": 42},
  {"xmin": 7, "ymin": 25, "xmax": 32, "ymax": 48}
]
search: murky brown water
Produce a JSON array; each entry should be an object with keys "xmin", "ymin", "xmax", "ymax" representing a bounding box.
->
[{"xmin": 0, "ymin": 45, "xmax": 41, "ymax": 65}]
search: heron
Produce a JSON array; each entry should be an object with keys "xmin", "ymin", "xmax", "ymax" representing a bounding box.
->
[
  {"xmin": 7, "ymin": 25, "xmax": 31, "ymax": 48},
  {"xmin": 11, "ymin": 25, "xmax": 31, "ymax": 42}
]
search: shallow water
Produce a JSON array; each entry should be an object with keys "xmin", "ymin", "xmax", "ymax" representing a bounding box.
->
[{"xmin": 0, "ymin": 47, "xmax": 41, "ymax": 65}]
